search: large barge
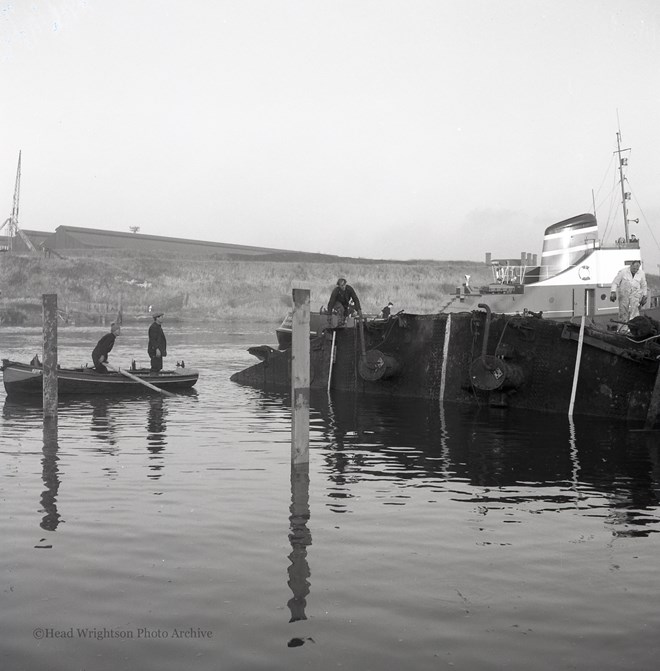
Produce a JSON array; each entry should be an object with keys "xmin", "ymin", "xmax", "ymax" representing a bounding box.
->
[{"xmin": 231, "ymin": 308, "xmax": 660, "ymax": 424}]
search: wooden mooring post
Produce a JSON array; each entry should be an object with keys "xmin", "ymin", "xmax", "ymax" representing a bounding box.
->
[
  {"xmin": 42, "ymin": 294, "xmax": 58, "ymax": 417},
  {"xmin": 291, "ymin": 288, "xmax": 310, "ymax": 465}
]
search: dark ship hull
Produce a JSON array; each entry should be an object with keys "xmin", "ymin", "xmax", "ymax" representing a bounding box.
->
[{"xmin": 231, "ymin": 310, "xmax": 660, "ymax": 424}]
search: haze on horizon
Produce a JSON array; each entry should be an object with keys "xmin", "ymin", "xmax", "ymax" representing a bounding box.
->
[{"xmin": 1, "ymin": 0, "xmax": 659, "ymax": 269}]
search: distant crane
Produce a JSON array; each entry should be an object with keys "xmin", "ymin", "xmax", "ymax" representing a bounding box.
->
[
  {"xmin": 129, "ymin": 226, "xmax": 140, "ymax": 234},
  {"xmin": 0, "ymin": 152, "xmax": 37, "ymax": 253}
]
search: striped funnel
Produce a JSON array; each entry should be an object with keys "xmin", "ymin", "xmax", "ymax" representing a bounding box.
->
[{"xmin": 539, "ymin": 213, "xmax": 598, "ymax": 280}]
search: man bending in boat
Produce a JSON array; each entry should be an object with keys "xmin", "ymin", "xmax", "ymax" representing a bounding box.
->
[
  {"xmin": 328, "ymin": 278, "xmax": 362, "ymax": 322},
  {"xmin": 148, "ymin": 312, "xmax": 167, "ymax": 372},
  {"xmin": 610, "ymin": 260, "xmax": 648, "ymax": 330},
  {"xmin": 92, "ymin": 322, "xmax": 121, "ymax": 373}
]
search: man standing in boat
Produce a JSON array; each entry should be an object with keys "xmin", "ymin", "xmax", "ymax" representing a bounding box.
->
[
  {"xmin": 148, "ymin": 312, "xmax": 167, "ymax": 372},
  {"xmin": 610, "ymin": 260, "xmax": 648, "ymax": 329},
  {"xmin": 92, "ymin": 322, "xmax": 121, "ymax": 373},
  {"xmin": 328, "ymin": 278, "xmax": 362, "ymax": 322}
]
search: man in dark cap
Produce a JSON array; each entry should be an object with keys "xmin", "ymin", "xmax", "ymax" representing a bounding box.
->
[
  {"xmin": 327, "ymin": 278, "xmax": 361, "ymax": 321},
  {"xmin": 92, "ymin": 322, "xmax": 121, "ymax": 373},
  {"xmin": 380, "ymin": 302, "xmax": 394, "ymax": 318},
  {"xmin": 147, "ymin": 312, "xmax": 167, "ymax": 372}
]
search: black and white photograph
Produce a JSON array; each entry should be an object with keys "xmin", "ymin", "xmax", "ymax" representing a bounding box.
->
[{"xmin": 1, "ymin": 1, "xmax": 660, "ymax": 670}]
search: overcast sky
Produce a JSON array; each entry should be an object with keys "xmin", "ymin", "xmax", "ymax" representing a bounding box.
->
[{"xmin": 2, "ymin": 0, "xmax": 659, "ymax": 267}]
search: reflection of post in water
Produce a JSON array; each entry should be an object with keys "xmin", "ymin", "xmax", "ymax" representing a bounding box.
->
[
  {"xmin": 146, "ymin": 396, "xmax": 168, "ymax": 479},
  {"xmin": 41, "ymin": 416, "xmax": 62, "ymax": 531},
  {"xmin": 287, "ymin": 462, "xmax": 311, "ymax": 623}
]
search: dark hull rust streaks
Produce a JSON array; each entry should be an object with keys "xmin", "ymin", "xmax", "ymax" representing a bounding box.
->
[{"xmin": 230, "ymin": 311, "xmax": 660, "ymax": 423}]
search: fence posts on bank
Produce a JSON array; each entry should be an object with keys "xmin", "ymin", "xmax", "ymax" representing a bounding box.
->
[
  {"xmin": 291, "ymin": 288, "xmax": 310, "ymax": 465},
  {"xmin": 42, "ymin": 294, "xmax": 58, "ymax": 418}
]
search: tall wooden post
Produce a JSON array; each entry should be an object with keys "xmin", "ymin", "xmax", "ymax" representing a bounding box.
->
[
  {"xmin": 42, "ymin": 294, "xmax": 58, "ymax": 417},
  {"xmin": 291, "ymin": 288, "xmax": 310, "ymax": 465}
]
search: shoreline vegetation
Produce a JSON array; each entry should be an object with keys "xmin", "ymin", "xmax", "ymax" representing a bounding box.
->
[
  {"xmin": 1, "ymin": 249, "xmax": 658, "ymax": 327},
  {"xmin": 0, "ymin": 250, "xmax": 495, "ymax": 326}
]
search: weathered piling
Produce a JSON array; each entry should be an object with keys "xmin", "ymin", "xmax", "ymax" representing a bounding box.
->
[
  {"xmin": 42, "ymin": 294, "xmax": 58, "ymax": 417},
  {"xmin": 291, "ymin": 288, "xmax": 310, "ymax": 465}
]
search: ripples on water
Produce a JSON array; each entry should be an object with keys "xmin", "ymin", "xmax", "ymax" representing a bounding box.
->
[{"xmin": 1, "ymin": 323, "xmax": 660, "ymax": 671}]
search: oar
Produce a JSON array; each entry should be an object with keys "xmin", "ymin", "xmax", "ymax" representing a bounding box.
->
[{"xmin": 104, "ymin": 362, "xmax": 175, "ymax": 397}]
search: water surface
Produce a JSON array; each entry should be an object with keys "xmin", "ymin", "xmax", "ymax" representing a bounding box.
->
[{"xmin": 1, "ymin": 322, "xmax": 659, "ymax": 670}]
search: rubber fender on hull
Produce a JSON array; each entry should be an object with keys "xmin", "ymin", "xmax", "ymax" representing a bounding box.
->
[
  {"xmin": 358, "ymin": 349, "xmax": 400, "ymax": 382},
  {"xmin": 469, "ymin": 354, "xmax": 525, "ymax": 391}
]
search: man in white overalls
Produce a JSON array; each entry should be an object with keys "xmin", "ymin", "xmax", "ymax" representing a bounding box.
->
[{"xmin": 610, "ymin": 260, "xmax": 648, "ymax": 331}]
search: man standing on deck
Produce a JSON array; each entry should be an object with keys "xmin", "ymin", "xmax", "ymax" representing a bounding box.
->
[
  {"xmin": 148, "ymin": 312, "xmax": 167, "ymax": 372},
  {"xmin": 92, "ymin": 322, "xmax": 121, "ymax": 373},
  {"xmin": 328, "ymin": 278, "xmax": 362, "ymax": 322},
  {"xmin": 610, "ymin": 260, "xmax": 648, "ymax": 329},
  {"xmin": 380, "ymin": 302, "xmax": 394, "ymax": 318}
]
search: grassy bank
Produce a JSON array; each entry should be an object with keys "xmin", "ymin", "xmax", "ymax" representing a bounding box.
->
[
  {"xmin": 0, "ymin": 250, "xmax": 492, "ymax": 324},
  {"xmin": 3, "ymin": 250, "xmax": 658, "ymax": 326}
]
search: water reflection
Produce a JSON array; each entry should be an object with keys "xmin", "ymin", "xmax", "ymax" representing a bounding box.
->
[
  {"xmin": 607, "ymin": 441, "xmax": 660, "ymax": 537},
  {"xmin": 3, "ymin": 392, "xmax": 174, "ymax": 488},
  {"xmin": 41, "ymin": 416, "xmax": 62, "ymax": 531},
  {"xmin": 90, "ymin": 397, "xmax": 118, "ymax": 447},
  {"xmin": 87, "ymin": 395, "xmax": 170, "ymax": 478},
  {"xmin": 146, "ymin": 396, "xmax": 168, "ymax": 479},
  {"xmin": 287, "ymin": 463, "xmax": 311, "ymax": 623},
  {"xmin": 0, "ymin": 400, "xmax": 64, "ymax": 532},
  {"xmin": 302, "ymin": 391, "xmax": 660, "ymax": 535},
  {"xmin": 2, "ymin": 397, "xmax": 43, "ymax": 419}
]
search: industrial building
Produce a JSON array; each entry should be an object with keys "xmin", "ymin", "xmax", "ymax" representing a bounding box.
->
[{"xmin": 2, "ymin": 225, "xmax": 296, "ymax": 258}]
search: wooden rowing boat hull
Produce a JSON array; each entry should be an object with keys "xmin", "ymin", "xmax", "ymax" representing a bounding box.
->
[{"xmin": 1, "ymin": 360, "xmax": 199, "ymax": 396}]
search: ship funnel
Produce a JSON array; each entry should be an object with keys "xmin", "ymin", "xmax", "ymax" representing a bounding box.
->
[{"xmin": 539, "ymin": 213, "xmax": 598, "ymax": 280}]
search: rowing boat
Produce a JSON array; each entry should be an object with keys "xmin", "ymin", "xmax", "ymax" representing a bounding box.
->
[{"xmin": 1, "ymin": 359, "xmax": 198, "ymax": 396}]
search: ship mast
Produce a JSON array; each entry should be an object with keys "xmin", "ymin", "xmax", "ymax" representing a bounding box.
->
[{"xmin": 615, "ymin": 131, "xmax": 631, "ymax": 243}]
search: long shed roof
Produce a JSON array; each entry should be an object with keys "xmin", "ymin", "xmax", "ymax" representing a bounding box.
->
[{"xmin": 48, "ymin": 225, "xmax": 294, "ymax": 257}]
